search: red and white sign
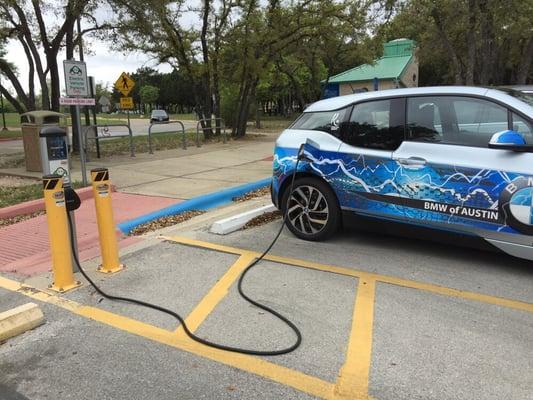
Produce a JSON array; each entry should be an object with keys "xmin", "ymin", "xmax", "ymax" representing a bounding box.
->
[{"xmin": 59, "ymin": 97, "xmax": 96, "ymax": 106}]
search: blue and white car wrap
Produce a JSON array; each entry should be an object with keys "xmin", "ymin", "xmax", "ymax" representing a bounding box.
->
[{"xmin": 271, "ymin": 86, "xmax": 533, "ymax": 261}]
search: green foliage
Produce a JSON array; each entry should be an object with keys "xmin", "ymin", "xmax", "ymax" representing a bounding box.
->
[
  {"xmin": 220, "ymin": 84, "xmax": 240, "ymax": 128},
  {"xmin": 0, "ymin": 181, "xmax": 84, "ymax": 208},
  {"xmin": 0, "ymin": 97, "xmax": 17, "ymax": 113},
  {"xmin": 377, "ymin": 0, "xmax": 533, "ymax": 85},
  {"xmin": 138, "ymin": 85, "xmax": 160, "ymax": 111},
  {"xmin": 0, "ymin": 183, "xmax": 43, "ymax": 208}
]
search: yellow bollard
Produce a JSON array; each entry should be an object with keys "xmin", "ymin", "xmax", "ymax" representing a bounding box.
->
[
  {"xmin": 91, "ymin": 168, "xmax": 124, "ymax": 274},
  {"xmin": 43, "ymin": 175, "xmax": 81, "ymax": 292}
]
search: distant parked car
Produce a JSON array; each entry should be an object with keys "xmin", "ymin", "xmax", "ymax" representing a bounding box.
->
[{"xmin": 150, "ymin": 109, "xmax": 169, "ymax": 123}]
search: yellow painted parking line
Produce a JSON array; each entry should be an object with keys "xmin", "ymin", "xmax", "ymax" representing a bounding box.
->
[
  {"xmin": 175, "ymin": 252, "xmax": 257, "ymax": 336},
  {"xmin": 162, "ymin": 235, "xmax": 245, "ymax": 256},
  {"xmin": 0, "ymin": 275, "xmax": 334, "ymax": 399},
  {"xmin": 163, "ymin": 236, "xmax": 370, "ymax": 279},
  {"xmin": 331, "ymin": 279, "xmax": 376, "ymax": 400},
  {"xmin": 164, "ymin": 236, "xmax": 533, "ymax": 314},
  {"xmin": 373, "ymin": 275, "xmax": 533, "ymax": 313}
]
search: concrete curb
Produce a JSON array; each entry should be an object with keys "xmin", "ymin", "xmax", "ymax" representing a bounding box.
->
[
  {"xmin": 210, "ymin": 204, "xmax": 276, "ymax": 235},
  {"xmin": 0, "ymin": 185, "xmax": 116, "ymax": 219},
  {"xmin": 0, "ymin": 302, "xmax": 44, "ymax": 342},
  {"xmin": 117, "ymin": 177, "xmax": 271, "ymax": 234}
]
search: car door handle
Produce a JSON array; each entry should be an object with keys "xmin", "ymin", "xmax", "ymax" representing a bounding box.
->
[{"xmin": 395, "ymin": 156, "xmax": 427, "ymax": 166}]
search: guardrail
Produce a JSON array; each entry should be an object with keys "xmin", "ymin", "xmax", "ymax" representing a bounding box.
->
[
  {"xmin": 148, "ymin": 120, "xmax": 186, "ymax": 154},
  {"xmin": 82, "ymin": 124, "xmax": 135, "ymax": 162},
  {"xmin": 196, "ymin": 118, "xmax": 227, "ymax": 147}
]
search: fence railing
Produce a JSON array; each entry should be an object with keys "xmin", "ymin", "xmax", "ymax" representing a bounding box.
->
[
  {"xmin": 82, "ymin": 124, "xmax": 135, "ymax": 162},
  {"xmin": 196, "ymin": 118, "xmax": 227, "ymax": 147},
  {"xmin": 147, "ymin": 120, "xmax": 186, "ymax": 154}
]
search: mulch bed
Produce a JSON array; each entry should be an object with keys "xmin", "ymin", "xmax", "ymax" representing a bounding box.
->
[
  {"xmin": 0, "ymin": 211, "xmax": 46, "ymax": 228},
  {"xmin": 242, "ymin": 210, "xmax": 282, "ymax": 230},
  {"xmin": 129, "ymin": 210, "xmax": 205, "ymax": 235},
  {"xmin": 232, "ymin": 186, "xmax": 270, "ymax": 202}
]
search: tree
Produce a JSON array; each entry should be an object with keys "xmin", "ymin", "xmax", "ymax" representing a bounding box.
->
[
  {"xmin": 139, "ymin": 85, "xmax": 159, "ymax": 113},
  {"xmin": 110, "ymin": 0, "xmax": 220, "ymax": 137},
  {"xmin": 0, "ymin": 0, "xmax": 112, "ymax": 112},
  {"xmin": 378, "ymin": 0, "xmax": 533, "ymax": 85}
]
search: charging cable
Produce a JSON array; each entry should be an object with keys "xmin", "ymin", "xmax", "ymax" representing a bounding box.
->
[{"xmin": 66, "ymin": 145, "xmax": 306, "ymax": 356}]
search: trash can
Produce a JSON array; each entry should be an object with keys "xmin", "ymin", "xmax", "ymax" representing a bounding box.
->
[{"xmin": 21, "ymin": 111, "xmax": 68, "ymax": 172}]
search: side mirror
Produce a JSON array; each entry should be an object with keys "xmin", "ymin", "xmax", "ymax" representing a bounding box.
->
[
  {"xmin": 488, "ymin": 130, "xmax": 533, "ymax": 152},
  {"xmin": 298, "ymin": 138, "xmax": 321, "ymax": 162}
]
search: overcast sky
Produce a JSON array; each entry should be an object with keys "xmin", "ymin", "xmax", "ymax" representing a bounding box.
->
[
  {"xmin": 4, "ymin": 40, "xmax": 172, "ymax": 94},
  {"xmin": 2, "ymin": 2, "xmax": 179, "ymax": 96}
]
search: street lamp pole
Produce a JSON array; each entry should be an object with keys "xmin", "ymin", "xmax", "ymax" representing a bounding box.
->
[{"xmin": 0, "ymin": 76, "xmax": 8, "ymax": 131}]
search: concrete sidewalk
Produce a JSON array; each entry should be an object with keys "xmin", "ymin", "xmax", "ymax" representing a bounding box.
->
[
  {"xmin": 0, "ymin": 136, "xmax": 276, "ymax": 199},
  {"xmin": 0, "ymin": 192, "xmax": 177, "ymax": 276},
  {"xmin": 0, "ymin": 136, "xmax": 277, "ymax": 276}
]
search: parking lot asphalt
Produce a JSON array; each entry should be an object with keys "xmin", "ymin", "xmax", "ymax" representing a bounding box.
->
[{"xmin": 1, "ymin": 208, "xmax": 532, "ymax": 400}]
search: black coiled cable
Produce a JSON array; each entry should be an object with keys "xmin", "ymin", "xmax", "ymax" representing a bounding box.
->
[{"xmin": 66, "ymin": 152, "xmax": 303, "ymax": 356}]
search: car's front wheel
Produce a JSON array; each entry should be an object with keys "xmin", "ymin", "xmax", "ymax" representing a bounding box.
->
[{"xmin": 281, "ymin": 177, "xmax": 340, "ymax": 241}]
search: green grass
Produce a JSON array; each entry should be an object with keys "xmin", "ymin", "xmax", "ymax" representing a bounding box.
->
[
  {"xmin": 94, "ymin": 112, "xmax": 196, "ymax": 122},
  {"xmin": 1, "ymin": 113, "xmax": 22, "ymax": 128},
  {"xmin": 85, "ymin": 130, "xmax": 207, "ymax": 157},
  {"xmin": 0, "ymin": 129, "xmax": 22, "ymax": 139},
  {"xmin": 1, "ymin": 112, "xmax": 198, "ymax": 129},
  {"xmin": 0, "ymin": 181, "xmax": 84, "ymax": 208},
  {"xmin": 0, "ymin": 183, "xmax": 43, "ymax": 208}
]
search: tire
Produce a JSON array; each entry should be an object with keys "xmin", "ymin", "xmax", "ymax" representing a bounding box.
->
[{"xmin": 281, "ymin": 177, "xmax": 341, "ymax": 241}]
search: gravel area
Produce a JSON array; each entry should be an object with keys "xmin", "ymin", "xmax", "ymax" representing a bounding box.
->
[
  {"xmin": 129, "ymin": 210, "xmax": 205, "ymax": 235},
  {"xmin": 232, "ymin": 186, "xmax": 270, "ymax": 202},
  {"xmin": 242, "ymin": 210, "xmax": 281, "ymax": 230},
  {"xmin": 0, "ymin": 211, "xmax": 45, "ymax": 228}
]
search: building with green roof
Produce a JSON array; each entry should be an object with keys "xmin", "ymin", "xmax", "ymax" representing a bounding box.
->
[{"xmin": 323, "ymin": 39, "xmax": 418, "ymax": 98}]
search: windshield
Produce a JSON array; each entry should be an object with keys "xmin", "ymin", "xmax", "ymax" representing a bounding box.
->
[{"xmin": 152, "ymin": 110, "xmax": 167, "ymax": 116}]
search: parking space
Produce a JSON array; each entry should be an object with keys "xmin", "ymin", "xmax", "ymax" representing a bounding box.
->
[{"xmin": 1, "ymin": 219, "xmax": 532, "ymax": 399}]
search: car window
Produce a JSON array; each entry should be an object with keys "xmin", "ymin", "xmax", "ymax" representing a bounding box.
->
[
  {"xmin": 407, "ymin": 96, "xmax": 509, "ymax": 147},
  {"xmin": 290, "ymin": 107, "xmax": 349, "ymax": 136},
  {"xmin": 512, "ymin": 112, "xmax": 533, "ymax": 144},
  {"xmin": 342, "ymin": 98, "xmax": 404, "ymax": 150}
]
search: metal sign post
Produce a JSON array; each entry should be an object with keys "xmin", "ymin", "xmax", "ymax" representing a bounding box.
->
[
  {"xmin": 0, "ymin": 76, "xmax": 7, "ymax": 131},
  {"xmin": 63, "ymin": 60, "xmax": 90, "ymax": 185},
  {"xmin": 115, "ymin": 72, "xmax": 135, "ymax": 134},
  {"xmin": 59, "ymin": 97, "xmax": 95, "ymax": 186}
]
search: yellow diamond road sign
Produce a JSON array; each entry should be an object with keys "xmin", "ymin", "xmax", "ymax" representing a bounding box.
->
[{"xmin": 115, "ymin": 72, "xmax": 135, "ymax": 96}]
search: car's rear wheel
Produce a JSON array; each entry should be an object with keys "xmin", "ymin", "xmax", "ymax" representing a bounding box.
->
[{"xmin": 281, "ymin": 177, "xmax": 340, "ymax": 241}]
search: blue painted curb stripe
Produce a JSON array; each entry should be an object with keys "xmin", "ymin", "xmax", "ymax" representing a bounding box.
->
[{"xmin": 117, "ymin": 177, "xmax": 272, "ymax": 234}]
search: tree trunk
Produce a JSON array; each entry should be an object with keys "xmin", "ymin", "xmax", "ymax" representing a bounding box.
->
[
  {"xmin": 234, "ymin": 78, "xmax": 258, "ymax": 137},
  {"xmin": 465, "ymin": 0, "xmax": 477, "ymax": 85},
  {"xmin": 478, "ymin": 0, "xmax": 494, "ymax": 85},
  {"xmin": 0, "ymin": 60, "xmax": 32, "ymax": 111},
  {"xmin": 199, "ymin": 0, "xmax": 214, "ymax": 139},
  {"xmin": 0, "ymin": 84, "xmax": 25, "ymax": 114},
  {"xmin": 516, "ymin": 37, "xmax": 533, "ymax": 84},
  {"xmin": 47, "ymin": 55, "xmax": 61, "ymax": 111},
  {"xmin": 19, "ymin": 37, "xmax": 36, "ymax": 110},
  {"xmin": 431, "ymin": 8, "xmax": 464, "ymax": 84}
]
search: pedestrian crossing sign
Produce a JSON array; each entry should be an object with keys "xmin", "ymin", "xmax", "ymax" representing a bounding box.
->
[{"xmin": 114, "ymin": 72, "xmax": 135, "ymax": 96}]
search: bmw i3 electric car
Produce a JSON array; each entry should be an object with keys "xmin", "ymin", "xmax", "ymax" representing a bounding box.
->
[{"xmin": 271, "ymin": 86, "xmax": 533, "ymax": 261}]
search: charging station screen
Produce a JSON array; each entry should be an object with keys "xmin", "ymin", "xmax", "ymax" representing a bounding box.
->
[{"xmin": 47, "ymin": 136, "xmax": 68, "ymax": 160}]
